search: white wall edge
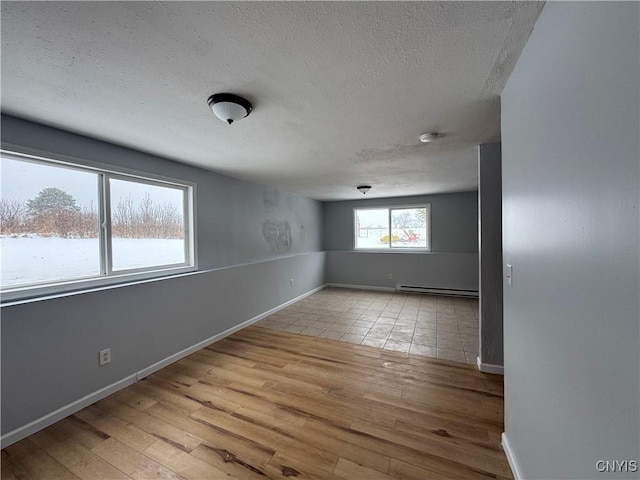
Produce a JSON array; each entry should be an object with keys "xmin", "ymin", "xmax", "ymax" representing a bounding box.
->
[
  {"xmin": 0, "ymin": 283, "xmax": 326, "ymax": 449},
  {"xmin": 502, "ymin": 432, "xmax": 523, "ymax": 480},
  {"xmin": 477, "ymin": 356, "xmax": 504, "ymax": 375},
  {"xmin": 326, "ymin": 283, "xmax": 396, "ymax": 292}
]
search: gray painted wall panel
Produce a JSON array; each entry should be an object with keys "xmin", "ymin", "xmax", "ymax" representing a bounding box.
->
[
  {"xmin": 323, "ymin": 193, "xmax": 479, "ymax": 290},
  {"xmin": 323, "ymin": 193, "xmax": 478, "ymax": 253},
  {"xmin": 501, "ymin": 3, "xmax": 639, "ymax": 478},
  {"xmin": 1, "ymin": 252, "xmax": 325, "ymax": 434},
  {"xmin": 0, "ymin": 116, "xmax": 324, "ymax": 438},
  {"xmin": 478, "ymin": 143, "xmax": 503, "ymax": 366},
  {"xmin": 326, "ymin": 251, "xmax": 478, "ymax": 291}
]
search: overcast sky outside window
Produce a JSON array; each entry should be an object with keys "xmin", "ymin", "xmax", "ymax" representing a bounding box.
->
[
  {"xmin": 357, "ymin": 209, "xmax": 387, "ymax": 228},
  {"xmin": 1, "ymin": 157, "xmax": 182, "ymax": 209}
]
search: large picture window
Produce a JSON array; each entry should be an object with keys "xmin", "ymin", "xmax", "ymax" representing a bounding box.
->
[
  {"xmin": 354, "ymin": 205, "xmax": 430, "ymax": 250},
  {"xmin": 1, "ymin": 150, "xmax": 195, "ymax": 300}
]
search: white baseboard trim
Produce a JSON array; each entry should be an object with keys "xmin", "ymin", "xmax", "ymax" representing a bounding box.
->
[
  {"xmin": 326, "ymin": 283, "xmax": 396, "ymax": 292},
  {"xmin": 0, "ymin": 375, "xmax": 138, "ymax": 449},
  {"xmin": 502, "ymin": 432, "xmax": 523, "ymax": 480},
  {"xmin": 476, "ymin": 356, "xmax": 504, "ymax": 375},
  {"xmin": 0, "ymin": 283, "xmax": 326, "ymax": 449}
]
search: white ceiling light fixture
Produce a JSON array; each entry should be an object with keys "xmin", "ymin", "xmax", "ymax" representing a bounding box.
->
[
  {"xmin": 357, "ymin": 185, "xmax": 371, "ymax": 195},
  {"xmin": 207, "ymin": 93, "xmax": 253, "ymax": 125},
  {"xmin": 419, "ymin": 132, "xmax": 439, "ymax": 143}
]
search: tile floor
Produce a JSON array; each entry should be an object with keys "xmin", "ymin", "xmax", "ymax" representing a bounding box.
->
[{"xmin": 254, "ymin": 287, "xmax": 479, "ymax": 364}]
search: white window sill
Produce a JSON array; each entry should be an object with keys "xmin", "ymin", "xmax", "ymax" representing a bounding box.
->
[
  {"xmin": 351, "ymin": 249, "xmax": 432, "ymax": 254},
  {"xmin": 1, "ymin": 265, "xmax": 198, "ymax": 306}
]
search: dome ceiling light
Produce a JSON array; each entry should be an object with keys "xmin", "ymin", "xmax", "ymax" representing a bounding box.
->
[
  {"xmin": 419, "ymin": 132, "xmax": 439, "ymax": 143},
  {"xmin": 357, "ymin": 185, "xmax": 372, "ymax": 195},
  {"xmin": 207, "ymin": 93, "xmax": 253, "ymax": 125}
]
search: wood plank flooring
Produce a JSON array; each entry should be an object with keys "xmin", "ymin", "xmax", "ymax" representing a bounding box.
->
[{"xmin": 1, "ymin": 327, "xmax": 512, "ymax": 480}]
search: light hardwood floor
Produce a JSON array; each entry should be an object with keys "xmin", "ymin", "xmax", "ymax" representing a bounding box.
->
[{"xmin": 1, "ymin": 327, "xmax": 512, "ymax": 480}]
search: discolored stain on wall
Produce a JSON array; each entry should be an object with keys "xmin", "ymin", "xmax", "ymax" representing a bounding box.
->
[
  {"xmin": 298, "ymin": 223, "xmax": 307, "ymax": 244},
  {"xmin": 262, "ymin": 220, "xmax": 292, "ymax": 253}
]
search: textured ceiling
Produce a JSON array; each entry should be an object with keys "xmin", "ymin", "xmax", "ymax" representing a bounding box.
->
[{"xmin": 1, "ymin": 1, "xmax": 543, "ymax": 201}]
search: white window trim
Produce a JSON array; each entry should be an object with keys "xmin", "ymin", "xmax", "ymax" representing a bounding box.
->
[
  {"xmin": 0, "ymin": 146, "xmax": 198, "ymax": 303},
  {"xmin": 353, "ymin": 204, "xmax": 431, "ymax": 252}
]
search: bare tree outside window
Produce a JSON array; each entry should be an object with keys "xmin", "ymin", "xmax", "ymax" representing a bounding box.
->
[
  {"xmin": 0, "ymin": 198, "xmax": 27, "ymax": 235},
  {"xmin": 109, "ymin": 178, "xmax": 186, "ymax": 271}
]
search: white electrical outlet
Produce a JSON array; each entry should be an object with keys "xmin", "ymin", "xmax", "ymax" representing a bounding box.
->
[
  {"xmin": 99, "ymin": 348, "xmax": 111, "ymax": 366},
  {"xmin": 290, "ymin": 278, "xmax": 294, "ymax": 286},
  {"xmin": 388, "ymin": 273, "xmax": 393, "ymax": 279}
]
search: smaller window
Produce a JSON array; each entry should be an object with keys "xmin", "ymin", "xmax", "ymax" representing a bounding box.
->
[{"xmin": 354, "ymin": 205, "xmax": 430, "ymax": 250}]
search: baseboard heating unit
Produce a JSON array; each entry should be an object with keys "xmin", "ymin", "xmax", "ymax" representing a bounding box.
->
[{"xmin": 396, "ymin": 285, "xmax": 479, "ymax": 298}]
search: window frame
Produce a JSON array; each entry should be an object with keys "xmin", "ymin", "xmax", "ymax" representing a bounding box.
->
[
  {"xmin": 0, "ymin": 147, "xmax": 197, "ymax": 303},
  {"xmin": 353, "ymin": 204, "xmax": 431, "ymax": 252}
]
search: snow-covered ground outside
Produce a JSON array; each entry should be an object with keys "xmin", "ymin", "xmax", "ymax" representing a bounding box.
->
[{"xmin": 1, "ymin": 236, "xmax": 185, "ymax": 288}]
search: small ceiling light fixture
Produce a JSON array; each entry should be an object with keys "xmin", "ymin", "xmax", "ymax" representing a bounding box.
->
[
  {"xmin": 207, "ymin": 93, "xmax": 253, "ymax": 125},
  {"xmin": 357, "ymin": 185, "xmax": 372, "ymax": 195},
  {"xmin": 419, "ymin": 132, "xmax": 439, "ymax": 143}
]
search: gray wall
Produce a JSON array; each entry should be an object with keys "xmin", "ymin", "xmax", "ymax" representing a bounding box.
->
[
  {"xmin": 1, "ymin": 116, "xmax": 322, "ymax": 268},
  {"xmin": 478, "ymin": 143, "xmax": 503, "ymax": 367},
  {"xmin": 323, "ymin": 193, "xmax": 478, "ymax": 290},
  {"xmin": 501, "ymin": 3, "xmax": 639, "ymax": 479},
  {"xmin": 1, "ymin": 116, "xmax": 325, "ymax": 439}
]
